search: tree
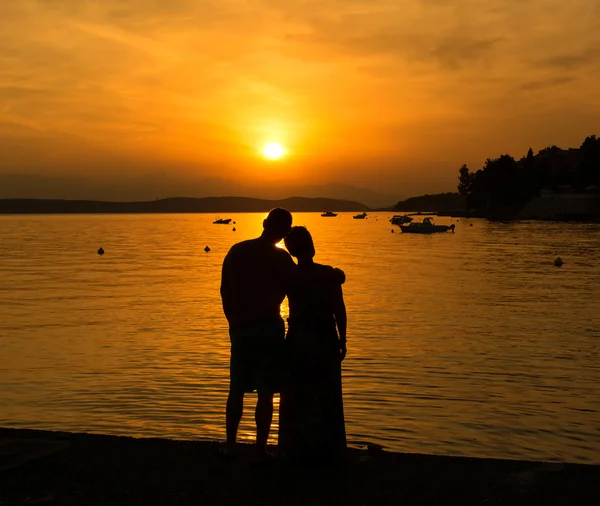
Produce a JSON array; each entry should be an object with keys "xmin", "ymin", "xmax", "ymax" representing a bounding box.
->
[
  {"xmin": 453, "ymin": 134, "xmax": 599, "ymax": 218},
  {"xmin": 457, "ymin": 164, "xmax": 472, "ymax": 196},
  {"xmin": 525, "ymin": 147, "xmax": 535, "ymax": 168},
  {"xmin": 580, "ymin": 135, "xmax": 600, "ymax": 187},
  {"xmin": 522, "ymin": 147, "xmax": 538, "ymax": 195}
]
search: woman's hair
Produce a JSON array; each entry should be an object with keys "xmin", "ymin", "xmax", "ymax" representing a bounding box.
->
[{"xmin": 284, "ymin": 226, "xmax": 315, "ymax": 259}]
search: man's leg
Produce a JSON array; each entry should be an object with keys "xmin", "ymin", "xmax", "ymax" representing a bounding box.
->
[
  {"xmin": 225, "ymin": 389, "xmax": 244, "ymax": 454},
  {"xmin": 255, "ymin": 392, "xmax": 274, "ymax": 455}
]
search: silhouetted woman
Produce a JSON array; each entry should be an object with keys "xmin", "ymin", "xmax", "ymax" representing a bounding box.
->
[{"xmin": 278, "ymin": 226, "xmax": 347, "ymax": 464}]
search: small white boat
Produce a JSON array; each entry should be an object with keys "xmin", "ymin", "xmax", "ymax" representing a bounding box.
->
[
  {"xmin": 399, "ymin": 217, "xmax": 455, "ymax": 234},
  {"xmin": 390, "ymin": 215, "xmax": 413, "ymax": 225}
]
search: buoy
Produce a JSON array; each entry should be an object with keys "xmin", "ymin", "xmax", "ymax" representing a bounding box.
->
[
  {"xmin": 391, "ymin": 229, "xmax": 394, "ymax": 233},
  {"xmin": 554, "ymin": 257, "xmax": 564, "ymax": 267},
  {"xmin": 204, "ymin": 246, "xmax": 210, "ymax": 253},
  {"xmin": 97, "ymin": 247, "xmax": 104, "ymax": 255},
  {"xmin": 232, "ymin": 227, "xmax": 236, "ymax": 232},
  {"xmin": 233, "ymin": 221, "xmax": 236, "ymax": 224},
  {"xmin": 470, "ymin": 223, "xmax": 473, "ymax": 227}
]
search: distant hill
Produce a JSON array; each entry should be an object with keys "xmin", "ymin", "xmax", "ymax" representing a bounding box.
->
[
  {"xmin": 392, "ymin": 192, "xmax": 465, "ymax": 212},
  {"xmin": 0, "ymin": 196, "xmax": 370, "ymax": 214},
  {"xmin": 0, "ymin": 174, "xmax": 396, "ymax": 208}
]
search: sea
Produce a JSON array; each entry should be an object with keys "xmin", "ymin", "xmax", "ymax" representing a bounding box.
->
[{"xmin": 1, "ymin": 212, "xmax": 599, "ymax": 464}]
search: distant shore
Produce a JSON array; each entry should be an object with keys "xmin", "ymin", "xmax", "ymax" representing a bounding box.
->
[
  {"xmin": 2, "ymin": 193, "xmax": 599, "ymax": 222},
  {"xmin": 0, "ymin": 197, "xmax": 369, "ymax": 214},
  {"xmin": 1, "ymin": 427, "xmax": 599, "ymax": 505}
]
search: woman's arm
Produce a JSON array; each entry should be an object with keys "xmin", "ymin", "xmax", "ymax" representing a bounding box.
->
[
  {"xmin": 278, "ymin": 254, "xmax": 346, "ymax": 289},
  {"xmin": 332, "ymin": 284, "xmax": 347, "ymax": 361}
]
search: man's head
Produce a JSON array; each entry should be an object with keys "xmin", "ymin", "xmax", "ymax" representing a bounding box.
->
[{"xmin": 262, "ymin": 208, "xmax": 293, "ymax": 243}]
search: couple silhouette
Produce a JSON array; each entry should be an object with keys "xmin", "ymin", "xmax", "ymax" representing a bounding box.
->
[{"xmin": 220, "ymin": 208, "xmax": 347, "ymax": 464}]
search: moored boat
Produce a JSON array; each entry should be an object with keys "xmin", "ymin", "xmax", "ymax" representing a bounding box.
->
[
  {"xmin": 399, "ymin": 217, "xmax": 455, "ymax": 234},
  {"xmin": 213, "ymin": 217, "xmax": 232, "ymax": 224},
  {"xmin": 390, "ymin": 214, "xmax": 413, "ymax": 225},
  {"xmin": 353, "ymin": 212, "xmax": 367, "ymax": 219},
  {"xmin": 321, "ymin": 211, "xmax": 338, "ymax": 217}
]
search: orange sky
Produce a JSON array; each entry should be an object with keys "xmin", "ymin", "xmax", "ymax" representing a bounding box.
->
[{"xmin": 1, "ymin": 0, "xmax": 599, "ymax": 202}]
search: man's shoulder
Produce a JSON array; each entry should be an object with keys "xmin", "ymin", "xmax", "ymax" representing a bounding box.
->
[{"xmin": 227, "ymin": 238, "xmax": 260, "ymax": 256}]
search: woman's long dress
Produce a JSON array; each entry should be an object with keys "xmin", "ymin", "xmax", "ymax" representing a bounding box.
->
[{"xmin": 278, "ymin": 263, "xmax": 347, "ymax": 463}]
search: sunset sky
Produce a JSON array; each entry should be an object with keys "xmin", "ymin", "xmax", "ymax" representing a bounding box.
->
[{"xmin": 1, "ymin": 0, "xmax": 599, "ymax": 202}]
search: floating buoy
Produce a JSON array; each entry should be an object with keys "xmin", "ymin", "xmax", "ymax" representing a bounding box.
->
[
  {"xmin": 554, "ymin": 257, "xmax": 564, "ymax": 267},
  {"xmin": 233, "ymin": 221, "xmax": 236, "ymax": 224},
  {"xmin": 97, "ymin": 247, "xmax": 104, "ymax": 255},
  {"xmin": 204, "ymin": 246, "xmax": 210, "ymax": 253},
  {"xmin": 232, "ymin": 227, "xmax": 236, "ymax": 232},
  {"xmin": 470, "ymin": 223, "xmax": 473, "ymax": 227},
  {"xmin": 391, "ymin": 229, "xmax": 394, "ymax": 233}
]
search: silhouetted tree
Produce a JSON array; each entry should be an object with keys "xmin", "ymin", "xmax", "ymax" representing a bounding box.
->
[
  {"xmin": 456, "ymin": 134, "xmax": 598, "ymax": 218},
  {"xmin": 521, "ymin": 147, "xmax": 538, "ymax": 196},
  {"xmin": 466, "ymin": 169, "xmax": 488, "ymax": 210},
  {"xmin": 579, "ymin": 135, "xmax": 600, "ymax": 187},
  {"xmin": 457, "ymin": 164, "xmax": 472, "ymax": 196}
]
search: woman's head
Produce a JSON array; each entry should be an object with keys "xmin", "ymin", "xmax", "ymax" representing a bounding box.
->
[{"xmin": 284, "ymin": 226, "xmax": 315, "ymax": 261}]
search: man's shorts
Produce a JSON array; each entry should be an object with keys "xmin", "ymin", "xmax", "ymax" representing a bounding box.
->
[{"xmin": 229, "ymin": 318, "xmax": 285, "ymax": 394}]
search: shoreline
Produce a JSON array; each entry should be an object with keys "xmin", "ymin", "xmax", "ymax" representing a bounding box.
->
[{"xmin": 1, "ymin": 428, "xmax": 598, "ymax": 505}]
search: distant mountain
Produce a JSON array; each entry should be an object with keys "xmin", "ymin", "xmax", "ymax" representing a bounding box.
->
[
  {"xmin": 0, "ymin": 174, "xmax": 397, "ymax": 208},
  {"xmin": 250, "ymin": 183, "xmax": 398, "ymax": 208},
  {"xmin": 0, "ymin": 196, "xmax": 370, "ymax": 214},
  {"xmin": 393, "ymin": 192, "xmax": 465, "ymax": 212}
]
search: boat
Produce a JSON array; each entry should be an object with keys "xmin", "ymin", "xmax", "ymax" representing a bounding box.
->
[
  {"xmin": 353, "ymin": 212, "xmax": 367, "ymax": 219},
  {"xmin": 390, "ymin": 214, "xmax": 413, "ymax": 225},
  {"xmin": 213, "ymin": 217, "xmax": 232, "ymax": 224},
  {"xmin": 321, "ymin": 211, "xmax": 338, "ymax": 217},
  {"xmin": 399, "ymin": 217, "xmax": 455, "ymax": 234}
]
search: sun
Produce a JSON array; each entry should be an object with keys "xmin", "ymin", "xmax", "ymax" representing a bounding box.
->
[{"xmin": 263, "ymin": 142, "xmax": 286, "ymax": 160}]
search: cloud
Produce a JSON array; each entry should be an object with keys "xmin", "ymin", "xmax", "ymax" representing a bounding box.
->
[
  {"xmin": 431, "ymin": 36, "xmax": 504, "ymax": 70},
  {"xmin": 0, "ymin": 86, "xmax": 48, "ymax": 100},
  {"xmin": 519, "ymin": 76, "xmax": 577, "ymax": 92},
  {"xmin": 538, "ymin": 48, "xmax": 600, "ymax": 70}
]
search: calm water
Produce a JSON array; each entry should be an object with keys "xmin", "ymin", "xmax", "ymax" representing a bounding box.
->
[{"xmin": 1, "ymin": 213, "xmax": 599, "ymax": 464}]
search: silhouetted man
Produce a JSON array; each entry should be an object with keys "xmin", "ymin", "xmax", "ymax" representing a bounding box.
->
[{"xmin": 220, "ymin": 208, "xmax": 344, "ymax": 460}]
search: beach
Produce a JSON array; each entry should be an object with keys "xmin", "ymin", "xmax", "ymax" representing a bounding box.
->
[{"xmin": 1, "ymin": 428, "xmax": 598, "ymax": 505}]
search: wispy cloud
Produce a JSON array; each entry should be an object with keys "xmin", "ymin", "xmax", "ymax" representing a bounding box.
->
[
  {"xmin": 538, "ymin": 48, "xmax": 600, "ymax": 70},
  {"xmin": 520, "ymin": 76, "xmax": 577, "ymax": 92}
]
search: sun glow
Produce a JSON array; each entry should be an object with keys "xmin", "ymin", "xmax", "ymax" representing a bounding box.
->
[{"xmin": 263, "ymin": 142, "xmax": 286, "ymax": 160}]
